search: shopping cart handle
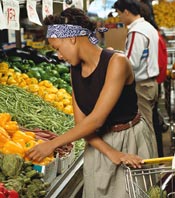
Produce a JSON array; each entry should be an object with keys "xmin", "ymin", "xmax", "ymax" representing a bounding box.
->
[{"xmin": 143, "ymin": 156, "xmax": 174, "ymax": 164}]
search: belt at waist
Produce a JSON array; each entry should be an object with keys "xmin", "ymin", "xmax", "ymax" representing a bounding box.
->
[{"xmin": 111, "ymin": 113, "xmax": 141, "ymax": 132}]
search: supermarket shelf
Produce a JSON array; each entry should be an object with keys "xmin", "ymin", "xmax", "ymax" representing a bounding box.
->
[{"xmin": 46, "ymin": 152, "xmax": 84, "ymax": 198}]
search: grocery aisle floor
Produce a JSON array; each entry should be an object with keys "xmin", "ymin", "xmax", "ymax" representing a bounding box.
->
[
  {"xmin": 162, "ymin": 129, "xmax": 174, "ymax": 156},
  {"xmin": 158, "ymin": 91, "xmax": 175, "ymax": 157}
]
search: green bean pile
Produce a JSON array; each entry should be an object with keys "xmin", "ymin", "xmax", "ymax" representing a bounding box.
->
[{"xmin": 0, "ymin": 84, "xmax": 74, "ymax": 134}]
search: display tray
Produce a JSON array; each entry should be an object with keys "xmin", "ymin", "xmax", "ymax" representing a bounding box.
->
[{"xmin": 46, "ymin": 152, "xmax": 84, "ymax": 198}]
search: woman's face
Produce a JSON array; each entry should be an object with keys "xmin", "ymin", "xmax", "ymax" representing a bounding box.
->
[{"xmin": 48, "ymin": 37, "xmax": 79, "ymax": 66}]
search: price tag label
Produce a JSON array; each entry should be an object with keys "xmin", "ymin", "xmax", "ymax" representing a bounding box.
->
[
  {"xmin": 27, "ymin": 0, "xmax": 42, "ymax": 26},
  {"xmin": 0, "ymin": 2, "xmax": 6, "ymax": 29},
  {"xmin": 42, "ymin": 0, "xmax": 53, "ymax": 19},
  {"xmin": 2, "ymin": 0, "xmax": 20, "ymax": 30}
]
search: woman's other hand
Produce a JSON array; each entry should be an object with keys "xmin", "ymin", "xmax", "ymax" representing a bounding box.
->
[{"xmin": 108, "ymin": 149, "xmax": 144, "ymax": 168}]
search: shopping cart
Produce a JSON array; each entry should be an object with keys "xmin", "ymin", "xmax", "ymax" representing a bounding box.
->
[{"xmin": 124, "ymin": 156, "xmax": 175, "ymax": 198}]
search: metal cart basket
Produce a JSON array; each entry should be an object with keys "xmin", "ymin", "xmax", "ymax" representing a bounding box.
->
[{"xmin": 124, "ymin": 157, "xmax": 175, "ymax": 198}]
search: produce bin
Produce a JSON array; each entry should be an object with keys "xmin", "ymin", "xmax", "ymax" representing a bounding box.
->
[{"xmin": 46, "ymin": 152, "xmax": 84, "ymax": 198}]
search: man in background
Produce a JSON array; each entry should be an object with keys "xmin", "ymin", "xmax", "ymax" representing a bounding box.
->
[
  {"xmin": 113, "ymin": 0, "xmax": 159, "ymax": 157},
  {"xmin": 139, "ymin": 1, "xmax": 168, "ymax": 157}
]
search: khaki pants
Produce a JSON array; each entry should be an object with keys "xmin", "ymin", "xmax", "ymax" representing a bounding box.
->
[{"xmin": 136, "ymin": 78, "xmax": 158, "ymax": 157}]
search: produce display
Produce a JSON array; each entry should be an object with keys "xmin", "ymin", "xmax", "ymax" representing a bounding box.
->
[
  {"xmin": 153, "ymin": 0, "xmax": 175, "ymax": 28},
  {"xmin": 0, "ymin": 153, "xmax": 50, "ymax": 198},
  {"xmin": 0, "ymin": 112, "xmax": 54, "ymax": 165},
  {"xmin": 6, "ymin": 56, "xmax": 72, "ymax": 95},
  {"xmin": 0, "ymin": 84, "xmax": 85, "ymax": 157},
  {"xmin": 0, "ymin": 62, "xmax": 73, "ymax": 115},
  {"xmin": 0, "ymin": 85, "xmax": 73, "ymax": 133},
  {"xmin": 0, "ymin": 47, "xmax": 86, "ymax": 196},
  {"xmin": 1, "ymin": 0, "xmax": 175, "ymax": 195}
]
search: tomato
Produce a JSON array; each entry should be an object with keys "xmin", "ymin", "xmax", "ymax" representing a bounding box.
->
[
  {"xmin": 0, "ymin": 185, "xmax": 8, "ymax": 198},
  {"xmin": 7, "ymin": 190, "xmax": 19, "ymax": 198},
  {"xmin": 0, "ymin": 192, "xmax": 5, "ymax": 198}
]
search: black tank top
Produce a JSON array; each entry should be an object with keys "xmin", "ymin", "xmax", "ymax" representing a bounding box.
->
[{"xmin": 71, "ymin": 49, "xmax": 138, "ymax": 129}]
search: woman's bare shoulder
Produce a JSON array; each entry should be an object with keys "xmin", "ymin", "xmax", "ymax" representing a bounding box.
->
[{"xmin": 110, "ymin": 51, "xmax": 130, "ymax": 68}]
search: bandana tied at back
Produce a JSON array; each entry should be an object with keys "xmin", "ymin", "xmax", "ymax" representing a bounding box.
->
[{"xmin": 46, "ymin": 24, "xmax": 108, "ymax": 45}]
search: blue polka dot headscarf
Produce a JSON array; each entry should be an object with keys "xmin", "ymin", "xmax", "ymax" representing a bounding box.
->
[{"xmin": 46, "ymin": 24, "xmax": 108, "ymax": 45}]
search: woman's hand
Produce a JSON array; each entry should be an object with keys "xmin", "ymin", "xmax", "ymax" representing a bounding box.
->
[
  {"xmin": 25, "ymin": 141, "xmax": 55, "ymax": 162},
  {"xmin": 108, "ymin": 149, "xmax": 144, "ymax": 168}
]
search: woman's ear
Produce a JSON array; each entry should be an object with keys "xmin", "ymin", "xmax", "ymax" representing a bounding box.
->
[{"xmin": 70, "ymin": 37, "xmax": 76, "ymax": 45}]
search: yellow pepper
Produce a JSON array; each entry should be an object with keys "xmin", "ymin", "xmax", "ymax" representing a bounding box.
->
[
  {"xmin": 2, "ymin": 140, "xmax": 24, "ymax": 157},
  {"xmin": 24, "ymin": 140, "xmax": 38, "ymax": 161},
  {"xmin": 25, "ymin": 131, "xmax": 36, "ymax": 138},
  {"xmin": 12, "ymin": 130, "xmax": 35, "ymax": 143},
  {"xmin": 63, "ymin": 105, "xmax": 73, "ymax": 115},
  {"xmin": 54, "ymin": 101, "xmax": 64, "ymax": 111},
  {"xmin": 44, "ymin": 93, "xmax": 56, "ymax": 102},
  {"xmin": 29, "ymin": 77, "xmax": 38, "ymax": 84},
  {"xmin": 7, "ymin": 76, "xmax": 17, "ymax": 85},
  {"xmin": 28, "ymin": 84, "xmax": 40, "ymax": 93},
  {"xmin": 47, "ymin": 87, "xmax": 58, "ymax": 94},
  {"xmin": 0, "ymin": 113, "xmax": 11, "ymax": 127},
  {"xmin": 24, "ymin": 140, "xmax": 37, "ymax": 151},
  {"xmin": 4, "ymin": 121, "xmax": 19, "ymax": 136},
  {"xmin": 0, "ymin": 62, "xmax": 9, "ymax": 74},
  {"xmin": 0, "ymin": 127, "xmax": 10, "ymax": 148},
  {"xmin": 0, "ymin": 76, "xmax": 8, "ymax": 83},
  {"xmin": 20, "ymin": 73, "xmax": 29, "ymax": 79},
  {"xmin": 13, "ymin": 139, "xmax": 26, "ymax": 148},
  {"xmin": 62, "ymin": 98, "xmax": 71, "ymax": 106},
  {"xmin": 19, "ymin": 79, "xmax": 27, "ymax": 87},
  {"xmin": 39, "ymin": 80, "xmax": 53, "ymax": 88},
  {"xmin": 32, "ymin": 156, "xmax": 54, "ymax": 165},
  {"xmin": 0, "ymin": 126, "xmax": 10, "ymax": 137}
]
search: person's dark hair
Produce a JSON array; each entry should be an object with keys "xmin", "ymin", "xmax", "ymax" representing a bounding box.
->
[
  {"xmin": 139, "ymin": 1, "xmax": 159, "ymax": 30},
  {"xmin": 43, "ymin": 7, "xmax": 97, "ymax": 32},
  {"xmin": 113, "ymin": 0, "xmax": 141, "ymax": 15}
]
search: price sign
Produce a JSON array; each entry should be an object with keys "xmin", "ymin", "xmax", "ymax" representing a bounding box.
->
[
  {"xmin": 0, "ymin": 2, "xmax": 6, "ymax": 29},
  {"xmin": 27, "ymin": 0, "xmax": 42, "ymax": 26},
  {"xmin": 42, "ymin": 0, "xmax": 53, "ymax": 19},
  {"xmin": 2, "ymin": 0, "xmax": 20, "ymax": 30}
]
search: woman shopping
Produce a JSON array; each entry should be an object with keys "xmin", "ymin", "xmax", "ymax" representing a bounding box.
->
[{"xmin": 26, "ymin": 7, "xmax": 156, "ymax": 198}]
